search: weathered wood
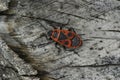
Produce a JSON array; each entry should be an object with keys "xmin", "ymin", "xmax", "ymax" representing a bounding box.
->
[{"xmin": 0, "ymin": 0, "xmax": 120, "ymax": 80}]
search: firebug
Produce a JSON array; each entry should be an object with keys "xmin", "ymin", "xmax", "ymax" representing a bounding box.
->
[{"xmin": 47, "ymin": 28, "xmax": 82, "ymax": 49}]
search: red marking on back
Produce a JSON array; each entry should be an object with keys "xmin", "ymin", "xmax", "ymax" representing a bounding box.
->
[{"xmin": 50, "ymin": 29, "xmax": 82, "ymax": 48}]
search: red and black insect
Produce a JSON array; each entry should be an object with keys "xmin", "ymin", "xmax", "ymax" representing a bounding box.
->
[{"xmin": 47, "ymin": 27, "xmax": 82, "ymax": 49}]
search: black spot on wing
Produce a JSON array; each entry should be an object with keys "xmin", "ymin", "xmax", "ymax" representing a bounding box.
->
[
  {"xmin": 53, "ymin": 31, "xmax": 58, "ymax": 38},
  {"xmin": 59, "ymin": 32, "xmax": 67, "ymax": 40},
  {"xmin": 64, "ymin": 41, "xmax": 69, "ymax": 45},
  {"xmin": 68, "ymin": 32, "xmax": 72, "ymax": 37},
  {"xmin": 47, "ymin": 30, "xmax": 52, "ymax": 36},
  {"xmin": 72, "ymin": 36, "xmax": 80, "ymax": 46}
]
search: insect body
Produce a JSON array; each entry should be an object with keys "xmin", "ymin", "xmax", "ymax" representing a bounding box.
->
[{"xmin": 47, "ymin": 29, "xmax": 82, "ymax": 48}]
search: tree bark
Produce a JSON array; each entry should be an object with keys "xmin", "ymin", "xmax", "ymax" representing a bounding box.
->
[{"xmin": 0, "ymin": 0, "xmax": 120, "ymax": 80}]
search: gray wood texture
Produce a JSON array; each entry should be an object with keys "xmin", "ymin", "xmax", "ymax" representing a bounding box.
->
[{"xmin": 0, "ymin": 0, "xmax": 120, "ymax": 80}]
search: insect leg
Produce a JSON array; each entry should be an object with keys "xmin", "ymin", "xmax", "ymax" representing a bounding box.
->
[
  {"xmin": 40, "ymin": 33, "xmax": 52, "ymax": 40},
  {"xmin": 65, "ymin": 19, "xmax": 70, "ymax": 25},
  {"xmin": 73, "ymin": 50, "xmax": 80, "ymax": 57},
  {"xmin": 59, "ymin": 19, "xmax": 70, "ymax": 29},
  {"xmin": 62, "ymin": 46, "xmax": 66, "ymax": 51},
  {"xmin": 55, "ymin": 43, "xmax": 61, "ymax": 53},
  {"xmin": 68, "ymin": 27, "xmax": 76, "ymax": 33},
  {"xmin": 31, "ymin": 33, "xmax": 53, "ymax": 48},
  {"xmin": 60, "ymin": 27, "xmax": 62, "ymax": 30},
  {"xmin": 63, "ymin": 47, "xmax": 80, "ymax": 57}
]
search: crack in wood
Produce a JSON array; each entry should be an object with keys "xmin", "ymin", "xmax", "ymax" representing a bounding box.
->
[
  {"xmin": 21, "ymin": 15, "xmax": 69, "ymax": 28},
  {"xmin": 51, "ymin": 63, "xmax": 120, "ymax": 71},
  {"xmin": 51, "ymin": 62, "xmax": 73, "ymax": 72},
  {"xmin": 91, "ymin": 37, "xmax": 120, "ymax": 40},
  {"xmin": 0, "ymin": 12, "xmax": 16, "ymax": 16},
  {"xmin": 52, "ymin": 10, "xmax": 94, "ymax": 20},
  {"xmin": 50, "ymin": 63, "xmax": 120, "ymax": 73},
  {"xmin": 43, "ymin": 53, "xmax": 73, "ymax": 63},
  {"xmin": 40, "ymin": 0, "xmax": 58, "ymax": 9},
  {"xmin": 56, "ymin": 75, "xmax": 69, "ymax": 80},
  {"xmin": 67, "ymin": 63, "xmax": 120, "ymax": 68},
  {"xmin": 102, "ymin": 30, "xmax": 120, "ymax": 33}
]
